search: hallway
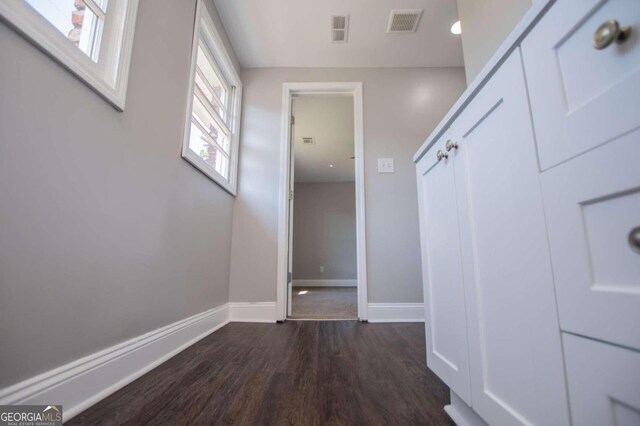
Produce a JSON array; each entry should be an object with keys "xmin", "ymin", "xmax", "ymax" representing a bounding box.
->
[
  {"xmin": 68, "ymin": 322, "xmax": 451, "ymax": 425},
  {"xmin": 2, "ymin": 0, "xmax": 632, "ymax": 423}
]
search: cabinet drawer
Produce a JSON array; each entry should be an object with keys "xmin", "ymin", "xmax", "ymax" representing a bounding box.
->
[
  {"xmin": 522, "ymin": 0, "xmax": 640, "ymax": 170},
  {"xmin": 540, "ymin": 131, "xmax": 640, "ymax": 350},
  {"xmin": 564, "ymin": 334, "xmax": 640, "ymax": 426}
]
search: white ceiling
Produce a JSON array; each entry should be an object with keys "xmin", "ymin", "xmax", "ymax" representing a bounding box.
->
[
  {"xmin": 294, "ymin": 96, "xmax": 355, "ymax": 183},
  {"xmin": 213, "ymin": 0, "xmax": 464, "ymax": 68}
]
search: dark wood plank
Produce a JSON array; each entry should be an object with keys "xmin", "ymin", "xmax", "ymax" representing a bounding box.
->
[{"xmin": 68, "ymin": 321, "xmax": 451, "ymax": 426}]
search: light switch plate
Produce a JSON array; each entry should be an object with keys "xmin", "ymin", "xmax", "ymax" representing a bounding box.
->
[{"xmin": 378, "ymin": 158, "xmax": 394, "ymax": 173}]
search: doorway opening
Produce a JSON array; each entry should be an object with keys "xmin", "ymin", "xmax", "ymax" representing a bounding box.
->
[
  {"xmin": 276, "ymin": 83, "xmax": 367, "ymax": 322},
  {"xmin": 290, "ymin": 95, "xmax": 357, "ymax": 319}
]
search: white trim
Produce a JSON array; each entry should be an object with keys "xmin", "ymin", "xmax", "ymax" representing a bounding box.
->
[
  {"xmin": 292, "ymin": 279, "xmax": 357, "ymax": 287},
  {"xmin": 353, "ymin": 83, "xmax": 368, "ymax": 321},
  {"xmin": 0, "ymin": 0, "xmax": 139, "ymax": 111},
  {"xmin": 0, "ymin": 304, "xmax": 230, "ymax": 422},
  {"xmin": 181, "ymin": 0, "xmax": 242, "ymax": 195},
  {"xmin": 228, "ymin": 302, "xmax": 277, "ymax": 323},
  {"xmin": 445, "ymin": 391, "xmax": 489, "ymax": 426},
  {"xmin": 286, "ymin": 97, "xmax": 296, "ymax": 317},
  {"xmin": 367, "ymin": 303, "xmax": 425, "ymax": 323},
  {"xmin": 277, "ymin": 82, "xmax": 368, "ymax": 321}
]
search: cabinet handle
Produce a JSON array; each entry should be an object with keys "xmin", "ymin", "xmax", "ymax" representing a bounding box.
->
[
  {"xmin": 593, "ymin": 20, "xmax": 632, "ymax": 49},
  {"xmin": 446, "ymin": 140, "xmax": 459, "ymax": 152},
  {"xmin": 629, "ymin": 226, "xmax": 640, "ymax": 254},
  {"xmin": 437, "ymin": 150, "xmax": 448, "ymax": 161}
]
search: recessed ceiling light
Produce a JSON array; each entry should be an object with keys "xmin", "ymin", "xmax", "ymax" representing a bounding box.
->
[
  {"xmin": 450, "ymin": 20, "xmax": 462, "ymax": 35},
  {"xmin": 329, "ymin": 164, "xmax": 334, "ymax": 168}
]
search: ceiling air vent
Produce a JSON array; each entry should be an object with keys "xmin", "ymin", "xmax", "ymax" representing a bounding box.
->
[
  {"xmin": 386, "ymin": 9, "xmax": 423, "ymax": 33},
  {"xmin": 331, "ymin": 15, "xmax": 349, "ymax": 43},
  {"xmin": 302, "ymin": 137, "xmax": 315, "ymax": 145}
]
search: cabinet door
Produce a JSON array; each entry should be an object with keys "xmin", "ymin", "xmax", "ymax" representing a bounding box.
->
[
  {"xmin": 416, "ymin": 132, "xmax": 471, "ymax": 404},
  {"xmin": 522, "ymin": 0, "xmax": 640, "ymax": 170},
  {"xmin": 563, "ymin": 334, "xmax": 640, "ymax": 426},
  {"xmin": 452, "ymin": 50, "xmax": 569, "ymax": 425},
  {"xmin": 540, "ymin": 133, "xmax": 640, "ymax": 350}
]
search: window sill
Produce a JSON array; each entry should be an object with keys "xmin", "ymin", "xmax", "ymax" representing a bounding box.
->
[{"xmin": 182, "ymin": 150, "xmax": 237, "ymax": 196}]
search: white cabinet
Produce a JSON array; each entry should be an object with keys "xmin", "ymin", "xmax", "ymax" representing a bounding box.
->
[
  {"xmin": 414, "ymin": 1, "xmax": 640, "ymax": 424},
  {"xmin": 522, "ymin": 0, "xmax": 640, "ymax": 170},
  {"xmin": 564, "ymin": 334, "xmax": 640, "ymax": 426},
  {"xmin": 452, "ymin": 49, "xmax": 569, "ymax": 426},
  {"xmin": 415, "ymin": 50, "xmax": 570, "ymax": 425},
  {"xmin": 416, "ymin": 131, "xmax": 471, "ymax": 404}
]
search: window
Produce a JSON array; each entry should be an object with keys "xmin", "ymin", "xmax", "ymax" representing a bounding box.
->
[
  {"xmin": 182, "ymin": 0, "xmax": 242, "ymax": 195},
  {"xmin": 0, "ymin": 0, "xmax": 139, "ymax": 110}
]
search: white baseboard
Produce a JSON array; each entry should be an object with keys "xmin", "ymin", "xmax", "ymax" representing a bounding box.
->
[
  {"xmin": 0, "ymin": 304, "xmax": 230, "ymax": 422},
  {"xmin": 445, "ymin": 391, "xmax": 489, "ymax": 426},
  {"xmin": 229, "ymin": 302, "xmax": 277, "ymax": 323},
  {"xmin": 367, "ymin": 303, "xmax": 424, "ymax": 323},
  {"xmin": 0, "ymin": 301, "xmax": 279, "ymax": 422},
  {"xmin": 292, "ymin": 279, "xmax": 357, "ymax": 287}
]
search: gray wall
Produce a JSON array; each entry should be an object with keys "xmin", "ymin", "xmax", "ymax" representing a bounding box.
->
[
  {"xmin": 0, "ymin": 0, "xmax": 239, "ymax": 388},
  {"xmin": 229, "ymin": 67, "xmax": 467, "ymax": 303},
  {"xmin": 292, "ymin": 182, "xmax": 356, "ymax": 280},
  {"xmin": 457, "ymin": 0, "xmax": 531, "ymax": 84}
]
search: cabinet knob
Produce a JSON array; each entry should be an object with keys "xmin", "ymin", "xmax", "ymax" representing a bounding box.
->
[
  {"xmin": 436, "ymin": 150, "xmax": 448, "ymax": 161},
  {"xmin": 593, "ymin": 20, "xmax": 632, "ymax": 49},
  {"xmin": 446, "ymin": 140, "xmax": 459, "ymax": 152},
  {"xmin": 629, "ymin": 226, "xmax": 640, "ymax": 254}
]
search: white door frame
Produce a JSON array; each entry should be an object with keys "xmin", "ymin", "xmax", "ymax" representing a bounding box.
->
[{"xmin": 276, "ymin": 82, "xmax": 368, "ymax": 321}]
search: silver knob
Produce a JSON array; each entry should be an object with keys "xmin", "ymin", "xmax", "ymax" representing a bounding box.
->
[
  {"xmin": 446, "ymin": 140, "xmax": 459, "ymax": 152},
  {"xmin": 593, "ymin": 20, "xmax": 632, "ymax": 49},
  {"xmin": 436, "ymin": 150, "xmax": 448, "ymax": 161},
  {"xmin": 629, "ymin": 226, "xmax": 640, "ymax": 254}
]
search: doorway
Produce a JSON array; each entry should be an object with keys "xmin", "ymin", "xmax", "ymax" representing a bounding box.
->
[
  {"xmin": 276, "ymin": 82, "xmax": 367, "ymax": 322},
  {"xmin": 290, "ymin": 95, "xmax": 357, "ymax": 319}
]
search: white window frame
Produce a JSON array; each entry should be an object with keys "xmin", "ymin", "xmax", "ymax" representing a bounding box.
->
[
  {"xmin": 181, "ymin": 0, "xmax": 242, "ymax": 195},
  {"xmin": 0, "ymin": 0, "xmax": 139, "ymax": 111}
]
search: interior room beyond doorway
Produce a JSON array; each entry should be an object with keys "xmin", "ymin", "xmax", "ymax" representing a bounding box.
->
[{"xmin": 289, "ymin": 95, "xmax": 357, "ymax": 320}]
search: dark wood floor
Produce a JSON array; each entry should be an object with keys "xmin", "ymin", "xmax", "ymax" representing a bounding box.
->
[{"xmin": 69, "ymin": 321, "xmax": 451, "ymax": 425}]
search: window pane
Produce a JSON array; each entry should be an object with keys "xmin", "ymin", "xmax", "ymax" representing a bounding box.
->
[
  {"xmin": 215, "ymin": 150, "xmax": 229, "ymax": 178},
  {"xmin": 75, "ymin": 5, "xmax": 103, "ymax": 61},
  {"xmin": 194, "ymin": 71, "xmax": 225, "ymax": 120},
  {"xmin": 197, "ymin": 44, "xmax": 228, "ymax": 108},
  {"xmin": 24, "ymin": 0, "xmax": 74, "ymax": 35},
  {"xmin": 188, "ymin": 122, "xmax": 230, "ymax": 179},
  {"xmin": 192, "ymin": 96, "xmax": 230, "ymax": 154},
  {"xmin": 24, "ymin": 0, "xmax": 104, "ymax": 62}
]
